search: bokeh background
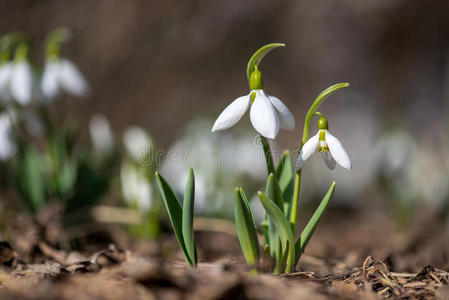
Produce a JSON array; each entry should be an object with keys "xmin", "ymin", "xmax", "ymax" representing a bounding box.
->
[{"xmin": 2, "ymin": 0, "xmax": 449, "ymax": 229}]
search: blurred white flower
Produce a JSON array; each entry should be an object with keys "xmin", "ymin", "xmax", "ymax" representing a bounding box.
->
[
  {"xmin": 123, "ymin": 126, "xmax": 152, "ymax": 162},
  {"xmin": 0, "ymin": 111, "xmax": 16, "ymax": 161},
  {"xmin": 161, "ymin": 119, "xmax": 265, "ymax": 216},
  {"xmin": 41, "ymin": 58, "xmax": 88, "ymax": 100},
  {"xmin": 121, "ymin": 162, "xmax": 152, "ymax": 212},
  {"xmin": 89, "ymin": 114, "xmax": 115, "ymax": 155},
  {"xmin": 373, "ymin": 127, "xmax": 417, "ymax": 176},
  {"xmin": 10, "ymin": 60, "xmax": 33, "ymax": 105}
]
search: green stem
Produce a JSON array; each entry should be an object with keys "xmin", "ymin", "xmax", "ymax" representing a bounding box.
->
[
  {"xmin": 260, "ymin": 135, "xmax": 275, "ymax": 175},
  {"xmin": 289, "ymin": 169, "xmax": 302, "ymax": 230},
  {"xmin": 290, "ymin": 83, "xmax": 349, "ymax": 234}
]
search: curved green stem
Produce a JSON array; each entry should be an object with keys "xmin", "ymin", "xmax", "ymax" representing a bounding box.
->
[
  {"xmin": 260, "ymin": 135, "xmax": 275, "ymax": 175},
  {"xmin": 290, "ymin": 83, "xmax": 349, "ymax": 232}
]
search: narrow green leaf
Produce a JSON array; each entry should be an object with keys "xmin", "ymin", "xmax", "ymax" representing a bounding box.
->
[
  {"xmin": 246, "ymin": 43, "xmax": 285, "ymax": 81},
  {"xmin": 266, "ymin": 173, "xmax": 284, "ymax": 210},
  {"xmin": 258, "ymin": 191, "xmax": 295, "ymax": 273},
  {"xmin": 22, "ymin": 146, "xmax": 45, "ymax": 213},
  {"xmin": 265, "ymin": 173, "xmax": 284, "ymax": 270},
  {"xmin": 295, "ymin": 182, "xmax": 336, "ymax": 264},
  {"xmin": 182, "ymin": 168, "xmax": 197, "ymax": 266},
  {"xmin": 274, "ymin": 151, "xmax": 294, "ymax": 216},
  {"xmin": 155, "ymin": 172, "xmax": 194, "ymax": 266},
  {"xmin": 234, "ymin": 188, "xmax": 260, "ymax": 267}
]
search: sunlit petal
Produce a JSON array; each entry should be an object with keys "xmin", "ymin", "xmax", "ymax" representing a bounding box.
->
[
  {"xmin": 325, "ymin": 130, "xmax": 352, "ymax": 170},
  {"xmin": 10, "ymin": 61, "xmax": 33, "ymax": 105},
  {"xmin": 268, "ymin": 95, "xmax": 295, "ymax": 130},
  {"xmin": 296, "ymin": 133, "xmax": 319, "ymax": 169},
  {"xmin": 41, "ymin": 60, "xmax": 60, "ymax": 100},
  {"xmin": 212, "ymin": 94, "xmax": 251, "ymax": 132},
  {"xmin": 58, "ymin": 59, "xmax": 89, "ymax": 97},
  {"xmin": 249, "ymin": 90, "xmax": 279, "ymax": 139}
]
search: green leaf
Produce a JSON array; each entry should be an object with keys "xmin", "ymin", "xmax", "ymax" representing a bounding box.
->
[
  {"xmin": 182, "ymin": 168, "xmax": 197, "ymax": 266},
  {"xmin": 302, "ymin": 83, "xmax": 349, "ymax": 145},
  {"xmin": 295, "ymin": 182, "xmax": 336, "ymax": 264},
  {"xmin": 275, "ymin": 151, "xmax": 294, "ymax": 216},
  {"xmin": 155, "ymin": 172, "xmax": 194, "ymax": 266},
  {"xmin": 22, "ymin": 146, "xmax": 46, "ymax": 213},
  {"xmin": 265, "ymin": 173, "xmax": 284, "ymax": 270},
  {"xmin": 258, "ymin": 191, "xmax": 295, "ymax": 273},
  {"xmin": 246, "ymin": 43, "xmax": 285, "ymax": 81},
  {"xmin": 234, "ymin": 188, "xmax": 260, "ymax": 267}
]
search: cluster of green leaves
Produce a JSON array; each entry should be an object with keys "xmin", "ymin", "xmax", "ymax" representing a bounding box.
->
[
  {"xmin": 234, "ymin": 43, "xmax": 347, "ymax": 274},
  {"xmin": 10, "ymin": 111, "xmax": 113, "ymax": 217},
  {"xmin": 155, "ymin": 168, "xmax": 197, "ymax": 267},
  {"xmin": 235, "ymin": 152, "xmax": 336, "ymax": 273}
]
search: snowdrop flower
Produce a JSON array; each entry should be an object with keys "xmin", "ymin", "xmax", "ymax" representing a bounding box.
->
[
  {"xmin": 121, "ymin": 162, "xmax": 153, "ymax": 212},
  {"xmin": 123, "ymin": 126, "xmax": 152, "ymax": 163},
  {"xmin": 41, "ymin": 27, "xmax": 88, "ymax": 101},
  {"xmin": 10, "ymin": 43, "xmax": 33, "ymax": 105},
  {"xmin": 297, "ymin": 113, "xmax": 351, "ymax": 170},
  {"xmin": 89, "ymin": 114, "xmax": 115, "ymax": 155},
  {"xmin": 41, "ymin": 58, "xmax": 88, "ymax": 100},
  {"xmin": 212, "ymin": 66, "xmax": 295, "ymax": 139}
]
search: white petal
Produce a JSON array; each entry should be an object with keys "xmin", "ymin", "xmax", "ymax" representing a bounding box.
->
[
  {"xmin": 41, "ymin": 61, "xmax": 60, "ymax": 100},
  {"xmin": 212, "ymin": 94, "xmax": 250, "ymax": 132},
  {"xmin": 89, "ymin": 114, "xmax": 115, "ymax": 155},
  {"xmin": 325, "ymin": 130, "xmax": 352, "ymax": 170},
  {"xmin": 10, "ymin": 61, "xmax": 33, "ymax": 105},
  {"xmin": 321, "ymin": 151, "xmax": 336, "ymax": 170},
  {"xmin": 268, "ymin": 95, "xmax": 295, "ymax": 130},
  {"xmin": 296, "ymin": 133, "xmax": 319, "ymax": 169},
  {"xmin": 249, "ymin": 90, "xmax": 279, "ymax": 139},
  {"xmin": 58, "ymin": 59, "xmax": 89, "ymax": 97}
]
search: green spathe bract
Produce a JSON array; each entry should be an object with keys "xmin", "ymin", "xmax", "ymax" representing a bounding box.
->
[
  {"xmin": 246, "ymin": 43, "xmax": 285, "ymax": 81},
  {"xmin": 155, "ymin": 169, "xmax": 197, "ymax": 267}
]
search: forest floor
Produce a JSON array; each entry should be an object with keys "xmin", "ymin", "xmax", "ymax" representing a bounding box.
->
[{"xmin": 0, "ymin": 207, "xmax": 448, "ymax": 299}]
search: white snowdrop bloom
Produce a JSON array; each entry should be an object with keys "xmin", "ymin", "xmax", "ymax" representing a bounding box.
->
[
  {"xmin": 123, "ymin": 126, "xmax": 152, "ymax": 162},
  {"xmin": 41, "ymin": 58, "xmax": 88, "ymax": 100},
  {"xmin": 0, "ymin": 112, "xmax": 16, "ymax": 161},
  {"xmin": 212, "ymin": 67, "xmax": 294, "ymax": 139},
  {"xmin": 121, "ymin": 162, "xmax": 153, "ymax": 212},
  {"xmin": 89, "ymin": 114, "xmax": 115, "ymax": 155},
  {"xmin": 297, "ymin": 115, "xmax": 351, "ymax": 170},
  {"xmin": 0, "ymin": 63, "xmax": 12, "ymax": 102},
  {"xmin": 10, "ymin": 60, "xmax": 33, "ymax": 105}
]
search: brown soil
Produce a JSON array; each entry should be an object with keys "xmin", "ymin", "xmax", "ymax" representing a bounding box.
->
[{"xmin": 0, "ymin": 209, "xmax": 448, "ymax": 299}]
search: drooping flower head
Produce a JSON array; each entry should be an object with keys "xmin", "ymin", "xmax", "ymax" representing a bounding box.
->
[
  {"xmin": 41, "ymin": 28, "xmax": 89, "ymax": 101},
  {"xmin": 297, "ymin": 112, "xmax": 351, "ymax": 170},
  {"xmin": 212, "ymin": 44, "xmax": 294, "ymax": 139},
  {"xmin": 10, "ymin": 42, "xmax": 33, "ymax": 105}
]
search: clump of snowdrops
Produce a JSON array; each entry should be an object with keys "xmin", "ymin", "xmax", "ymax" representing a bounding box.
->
[
  {"xmin": 0, "ymin": 28, "xmax": 112, "ymax": 217},
  {"xmin": 155, "ymin": 43, "xmax": 353, "ymax": 273}
]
